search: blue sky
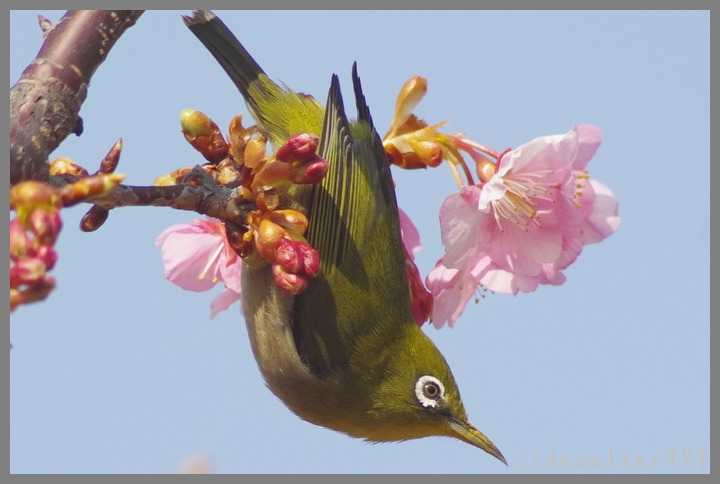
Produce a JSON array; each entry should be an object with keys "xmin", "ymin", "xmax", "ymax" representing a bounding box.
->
[{"xmin": 9, "ymin": 10, "xmax": 710, "ymax": 474}]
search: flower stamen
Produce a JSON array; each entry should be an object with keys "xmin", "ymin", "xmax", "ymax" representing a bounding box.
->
[{"xmin": 198, "ymin": 242, "xmax": 224, "ymax": 283}]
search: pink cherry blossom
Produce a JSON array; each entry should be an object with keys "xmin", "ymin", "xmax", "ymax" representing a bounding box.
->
[
  {"xmin": 399, "ymin": 209, "xmax": 422, "ymax": 258},
  {"xmin": 156, "ymin": 218, "xmax": 242, "ymax": 317},
  {"xmin": 425, "ymin": 262, "xmax": 479, "ymax": 328},
  {"xmin": 210, "ymin": 288, "xmax": 242, "ymax": 319},
  {"xmin": 428, "ymin": 125, "xmax": 620, "ymax": 327}
]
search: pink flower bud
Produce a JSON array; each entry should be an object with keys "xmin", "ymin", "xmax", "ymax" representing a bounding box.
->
[
  {"xmin": 34, "ymin": 244, "xmax": 58, "ymax": 271},
  {"xmin": 272, "ymin": 264, "xmax": 307, "ymax": 295},
  {"xmin": 9, "ymin": 219, "xmax": 30, "ymax": 258},
  {"xmin": 9, "ymin": 262, "xmax": 22, "ymax": 289},
  {"xmin": 275, "ymin": 133, "xmax": 320, "ymax": 163},
  {"xmin": 297, "ymin": 241, "xmax": 320, "ymax": 278},
  {"xmin": 10, "ymin": 276, "xmax": 56, "ymax": 311},
  {"xmin": 275, "ymin": 238, "xmax": 304, "ymax": 274},
  {"xmin": 291, "ymin": 157, "xmax": 329, "ymax": 184},
  {"xmin": 27, "ymin": 208, "xmax": 63, "ymax": 245},
  {"xmin": 14, "ymin": 257, "xmax": 47, "ymax": 285}
]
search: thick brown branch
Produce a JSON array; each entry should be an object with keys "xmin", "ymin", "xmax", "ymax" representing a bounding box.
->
[{"xmin": 9, "ymin": 10, "xmax": 144, "ymax": 185}]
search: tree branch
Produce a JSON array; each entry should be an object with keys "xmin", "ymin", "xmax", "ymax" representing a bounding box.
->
[
  {"xmin": 48, "ymin": 164, "xmax": 257, "ymax": 231},
  {"xmin": 9, "ymin": 10, "xmax": 144, "ymax": 185},
  {"xmin": 78, "ymin": 182, "xmax": 256, "ymax": 224}
]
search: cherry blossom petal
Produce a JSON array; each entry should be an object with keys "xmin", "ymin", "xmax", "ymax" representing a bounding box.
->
[
  {"xmin": 572, "ymin": 125, "xmax": 603, "ymax": 170},
  {"xmin": 399, "ymin": 209, "xmax": 422, "ymax": 258},
  {"xmin": 217, "ymin": 256, "xmax": 243, "ymax": 294},
  {"xmin": 157, "ymin": 229, "xmax": 226, "ymax": 292},
  {"xmin": 210, "ymin": 288, "xmax": 242, "ymax": 319},
  {"xmin": 156, "ymin": 218, "xmax": 242, "ymax": 295},
  {"xmin": 426, "ymin": 262, "xmax": 477, "ymax": 328},
  {"xmin": 582, "ymin": 179, "xmax": 621, "ymax": 244},
  {"xmin": 439, "ymin": 186, "xmax": 491, "ymax": 268}
]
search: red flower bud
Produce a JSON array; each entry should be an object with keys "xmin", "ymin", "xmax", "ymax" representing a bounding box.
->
[
  {"xmin": 27, "ymin": 208, "xmax": 63, "ymax": 245},
  {"xmin": 14, "ymin": 257, "xmax": 47, "ymax": 285},
  {"xmin": 275, "ymin": 238, "xmax": 304, "ymax": 274},
  {"xmin": 10, "ymin": 276, "xmax": 56, "ymax": 311},
  {"xmin": 291, "ymin": 157, "xmax": 329, "ymax": 184},
  {"xmin": 9, "ymin": 219, "xmax": 30, "ymax": 258},
  {"xmin": 275, "ymin": 133, "xmax": 320, "ymax": 163},
  {"xmin": 34, "ymin": 244, "xmax": 58, "ymax": 271},
  {"xmin": 272, "ymin": 264, "xmax": 307, "ymax": 295},
  {"xmin": 9, "ymin": 262, "xmax": 21, "ymax": 289},
  {"xmin": 297, "ymin": 241, "xmax": 320, "ymax": 278}
]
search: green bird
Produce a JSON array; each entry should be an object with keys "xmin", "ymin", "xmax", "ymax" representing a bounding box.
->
[{"xmin": 184, "ymin": 10, "xmax": 506, "ymax": 465}]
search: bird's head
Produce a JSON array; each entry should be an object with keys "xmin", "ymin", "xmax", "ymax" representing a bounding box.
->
[{"xmin": 337, "ymin": 326, "xmax": 507, "ymax": 465}]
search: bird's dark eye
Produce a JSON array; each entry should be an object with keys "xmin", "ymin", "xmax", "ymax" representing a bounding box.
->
[
  {"xmin": 415, "ymin": 375, "xmax": 445, "ymax": 408},
  {"xmin": 423, "ymin": 381, "xmax": 440, "ymax": 398}
]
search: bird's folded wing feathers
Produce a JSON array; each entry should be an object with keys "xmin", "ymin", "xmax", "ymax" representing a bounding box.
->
[{"xmin": 292, "ymin": 69, "xmax": 413, "ymax": 377}]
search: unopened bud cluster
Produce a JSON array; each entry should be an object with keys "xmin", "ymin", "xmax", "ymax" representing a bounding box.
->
[
  {"xmin": 158, "ymin": 110, "xmax": 329, "ymax": 294},
  {"xmin": 9, "ymin": 181, "xmax": 62, "ymax": 311},
  {"xmin": 10, "ymin": 146, "xmax": 126, "ymax": 311},
  {"xmin": 242, "ymin": 134, "xmax": 328, "ymax": 294},
  {"xmin": 251, "ymin": 212, "xmax": 320, "ymax": 294}
]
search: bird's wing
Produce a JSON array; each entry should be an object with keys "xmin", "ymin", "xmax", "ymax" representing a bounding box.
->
[{"xmin": 292, "ymin": 68, "xmax": 413, "ymax": 377}]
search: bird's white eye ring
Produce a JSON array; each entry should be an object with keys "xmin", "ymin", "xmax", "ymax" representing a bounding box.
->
[{"xmin": 415, "ymin": 375, "xmax": 445, "ymax": 408}]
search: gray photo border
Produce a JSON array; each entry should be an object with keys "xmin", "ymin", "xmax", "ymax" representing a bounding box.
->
[{"xmin": 3, "ymin": 1, "xmax": 715, "ymax": 483}]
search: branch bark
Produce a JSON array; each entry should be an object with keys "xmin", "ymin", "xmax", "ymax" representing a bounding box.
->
[
  {"xmin": 10, "ymin": 10, "xmax": 257, "ymax": 230},
  {"xmin": 9, "ymin": 10, "xmax": 144, "ymax": 185},
  {"xmin": 62, "ymin": 179, "xmax": 256, "ymax": 223}
]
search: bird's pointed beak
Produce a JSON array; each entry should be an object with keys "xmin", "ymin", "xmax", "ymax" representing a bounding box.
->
[{"xmin": 448, "ymin": 418, "xmax": 507, "ymax": 465}]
